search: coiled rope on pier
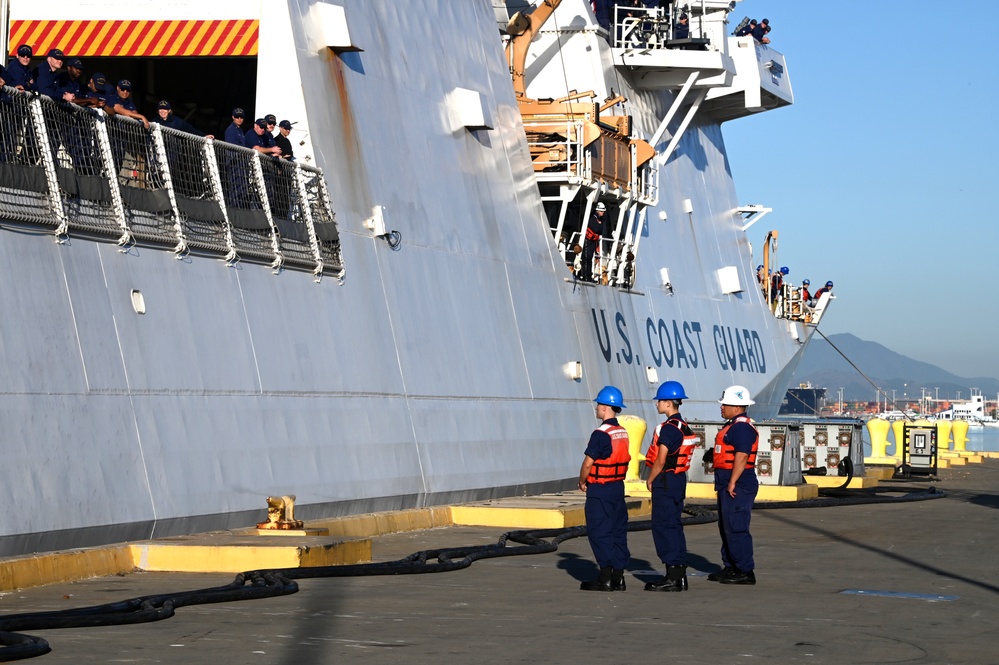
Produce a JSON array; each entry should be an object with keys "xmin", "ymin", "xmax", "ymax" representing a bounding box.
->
[{"xmin": 0, "ymin": 484, "xmax": 944, "ymax": 662}]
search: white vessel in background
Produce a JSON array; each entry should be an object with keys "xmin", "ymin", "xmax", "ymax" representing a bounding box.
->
[{"xmin": 0, "ymin": 0, "xmax": 826, "ymax": 556}]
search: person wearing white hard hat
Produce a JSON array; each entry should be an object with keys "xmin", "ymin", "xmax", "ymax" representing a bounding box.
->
[
  {"xmin": 708, "ymin": 385, "xmax": 759, "ymax": 585},
  {"xmin": 578, "ymin": 201, "xmax": 606, "ymax": 283}
]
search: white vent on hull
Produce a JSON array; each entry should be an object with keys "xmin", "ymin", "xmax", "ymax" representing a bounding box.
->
[
  {"xmin": 717, "ymin": 266, "xmax": 742, "ymax": 294},
  {"xmin": 447, "ymin": 88, "xmax": 494, "ymax": 131},
  {"xmin": 315, "ymin": 3, "xmax": 361, "ymax": 52}
]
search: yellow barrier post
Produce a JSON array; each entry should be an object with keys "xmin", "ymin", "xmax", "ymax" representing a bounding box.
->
[
  {"xmin": 935, "ymin": 419, "xmax": 953, "ymax": 452},
  {"xmin": 618, "ymin": 414, "xmax": 648, "ymax": 482},
  {"xmin": 952, "ymin": 420, "xmax": 969, "ymax": 452},
  {"xmin": 865, "ymin": 418, "xmax": 895, "ymax": 465},
  {"xmin": 890, "ymin": 419, "xmax": 906, "ymax": 459}
]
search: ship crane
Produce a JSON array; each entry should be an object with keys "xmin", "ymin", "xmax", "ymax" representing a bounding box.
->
[{"xmin": 505, "ymin": 0, "xmax": 655, "ymax": 288}]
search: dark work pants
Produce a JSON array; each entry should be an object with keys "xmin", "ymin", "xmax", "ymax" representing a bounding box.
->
[
  {"xmin": 651, "ymin": 472, "xmax": 687, "ymax": 566},
  {"xmin": 585, "ymin": 480, "xmax": 630, "ymax": 570},
  {"xmin": 715, "ymin": 473, "xmax": 758, "ymax": 572}
]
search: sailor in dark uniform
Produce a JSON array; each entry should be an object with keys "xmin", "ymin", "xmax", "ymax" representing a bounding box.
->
[{"xmin": 5, "ymin": 44, "xmax": 35, "ymax": 91}]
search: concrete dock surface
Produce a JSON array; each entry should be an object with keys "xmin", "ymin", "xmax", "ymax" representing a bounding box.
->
[{"xmin": 1, "ymin": 460, "xmax": 998, "ymax": 664}]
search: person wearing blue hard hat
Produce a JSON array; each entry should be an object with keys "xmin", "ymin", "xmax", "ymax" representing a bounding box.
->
[
  {"xmin": 578, "ymin": 385, "xmax": 631, "ymax": 591},
  {"xmin": 708, "ymin": 385, "xmax": 759, "ymax": 585},
  {"xmin": 814, "ymin": 280, "xmax": 834, "ymax": 303},
  {"xmin": 644, "ymin": 380, "xmax": 696, "ymax": 592}
]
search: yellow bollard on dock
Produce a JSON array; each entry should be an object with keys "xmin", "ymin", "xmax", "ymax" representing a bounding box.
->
[
  {"xmin": 618, "ymin": 414, "xmax": 648, "ymax": 482},
  {"xmin": 935, "ymin": 419, "xmax": 953, "ymax": 452},
  {"xmin": 865, "ymin": 418, "xmax": 895, "ymax": 464},
  {"xmin": 952, "ymin": 420, "xmax": 969, "ymax": 452}
]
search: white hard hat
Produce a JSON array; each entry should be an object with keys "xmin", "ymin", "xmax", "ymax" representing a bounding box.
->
[
  {"xmin": 719, "ymin": 385, "xmax": 755, "ymax": 406},
  {"xmin": 595, "ymin": 202, "xmax": 606, "ymax": 211}
]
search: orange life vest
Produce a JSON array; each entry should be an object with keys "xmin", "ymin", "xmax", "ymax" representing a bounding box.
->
[
  {"xmin": 588, "ymin": 423, "xmax": 631, "ymax": 483},
  {"xmin": 713, "ymin": 413, "xmax": 758, "ymax": 470},
  {"xmin": 645, "ymin": 415, "xmax": 696, "ymax": 474}
]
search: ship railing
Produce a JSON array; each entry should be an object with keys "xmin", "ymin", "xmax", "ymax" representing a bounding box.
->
[
  {"xmin": 611, "ymin": 4, "xmax": 718, "ymax": 52},
  {"xmin": 523, "ymin": 119, "xmax": 587, "ymax": 183},
  {"xmin": 0, "ymin": 87, "xmax": 342, "ymax": 278}
]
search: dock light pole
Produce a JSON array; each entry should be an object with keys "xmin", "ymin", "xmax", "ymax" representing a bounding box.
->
[{"xmin": 838, "ymin": 387, "xmax": 844, "ymax": 415}]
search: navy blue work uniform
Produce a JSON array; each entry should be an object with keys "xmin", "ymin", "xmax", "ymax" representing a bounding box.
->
[
  {"xmin": 153, "ymin": 114, "xmax": 204, "ymax": 137},
  {"xmin": 714, "ymin": 415, "xmax": 759, "ymax": 573},
  {"xmin": 245, "ymin": 128, "xmax": 277, "ymax": 151},
  {"xmin": 583, "ymin": 419, "xmax": 630, "ymax": 571},
  {"xmin": 224, "ymin": 122, "xmax": 246, "ymax": 147},
  {"xmin": 33, "ymin": 64, "xmax": 64, "ymax": 99},
  {"xmin": 649, "ymin": 414, "xmax": 689, "ymax": 567},
  {"xmin": 4, "ymin": 59, "xmax": 33, "ymax": 90}
]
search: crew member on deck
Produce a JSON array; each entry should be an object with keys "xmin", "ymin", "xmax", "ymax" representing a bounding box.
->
[
  {"xmin": 736, "ymin": 18, "xmax": 757, "ymax": 37},
  {"xmin": 107, "ymin": 80, "xmax": 149, "ymax": 128},
  {"xmin": 245, "ymin": 118, "xmax": 282, "ymax": 156},
  {"xmin": 752, "ymin": 18, "xmax": 771, "ymax": 44},
  {"xmin": 644, "ymin": 381, "xmax": 695, "ymax": 592},
  {"xmin": 673, "ymin": 13, "xmax": 689, "ymax": 39},
  {"xmin": 152, "ymin": 100, "xmax": 213, "ymax": 138},
  {"xmin": 224, "ymin": 108, "xmax": 247, "ymax": 146},
  {"xmin": 579, "ymin": 202, "xmax": 606, "ymax": 282},
  {"xmin": 5, "ymin": 45, "xmax": 35, "ymax": 91},
  {"xmin": 813, "ymin": 280, "xmax": 833, "ymax": 304},
  {"xmin": 275, "ymin": 120, "xmax": 296, "ymax": 160},
  {"xmin": 578, "ymin": 386, "xmax": 631, "ymax": 591},
  {"xmin": 32, "ymin": 48, "xmax": 65, "ymax": 100},
  {"xmin": 709, "ymin": 385, "xmax": 759, "ymax": 586}
]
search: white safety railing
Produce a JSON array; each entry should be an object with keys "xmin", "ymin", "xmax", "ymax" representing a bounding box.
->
[{"xmin": 0, "ymin": 86, "xmax": 342, "ymax": 278}]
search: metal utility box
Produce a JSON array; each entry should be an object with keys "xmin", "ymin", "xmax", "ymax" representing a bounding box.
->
[
  {"xmin": 687, "ymin": 421, "xmax": 803, "ymax": 486},
  {"xmin": 898, "ymin": 423, "xmax": 937, "ymax": 476},
  {"xmin": 800, "ymin": 420, "xmax": 866, "ymax": 477}
]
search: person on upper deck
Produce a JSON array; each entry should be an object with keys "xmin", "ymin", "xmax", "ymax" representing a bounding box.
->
[
  {"xmin": 82, "ymin": 72, "xmax": 113, "ymax": 114},
  {"xmin": 152, "ymin": 100, "xmax": 213, "ymax": 138},
  {"xmin": 107, "ymin": 79, "xmax": 149, "ymax": 128},
  {"xmin": 735, "ymin": 18, "xmax": 757, "ymax": 37},
  {"xmin": 224, "ymin": 107, "xmax": 247, "ymax": 147},
  {"xmin": 32, "ymin": 48, "xmax": 65, "ymax": 99},
  {"xmin": 245, "ymin": 118, "xmax": 282, "ymax": 156},
  {"xmin": 672, "ymin": 13, "xmax": 689, "ymax": 39},
  {"xmin": 751, "ymin": 18, "xmax": 771, "ymax": 44},
  {"xmin": 800, "ymin": 279, "xmax": 812, "ymax": 303},
  {"xmin": 5, "ymin": 45, "xmax": 35, "ymax": 91},
  {"xmin": 274, "ymin": 120, "xmax": 295, "ymax": 160},
  {"xmin": 579, "ymin": 201, "xmax": 607, "ymax": 283},
  {"xmin": 813, "ymin": 280, "xmax": 833, "ymax": 303},
  {"xmin": 58, "ymin": 58, "xmax": 91, "ymax": 105}
]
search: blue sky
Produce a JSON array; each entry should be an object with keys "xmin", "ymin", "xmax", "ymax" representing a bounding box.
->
[{"xmin": 724, "ymin": 1, "xmax": 999, "ymax": 381}]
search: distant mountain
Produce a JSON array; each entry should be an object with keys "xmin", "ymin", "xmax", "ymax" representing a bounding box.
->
[{"xmin": 792, "ymin": 333, "xmax": 999, "ymax": 404}]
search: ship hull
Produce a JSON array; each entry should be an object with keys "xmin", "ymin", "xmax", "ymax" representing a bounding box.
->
[{"xmin": 0, "ymin": 0, "xmax": 810, "ymax": 555}]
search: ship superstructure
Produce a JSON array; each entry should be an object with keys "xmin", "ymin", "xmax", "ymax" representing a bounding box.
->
[{"xmin": 0, "ymin": 0, "xmax": 819, "ymax": 556}]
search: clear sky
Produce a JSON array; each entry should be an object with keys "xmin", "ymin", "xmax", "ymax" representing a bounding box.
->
[{"xmin": 724, "ymin": 1, "xmax": 999, "ymax": 381}]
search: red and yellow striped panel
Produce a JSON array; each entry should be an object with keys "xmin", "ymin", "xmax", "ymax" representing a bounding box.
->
[{"xmin": 8, "ymin": 19, "xmax": 258, "ymax": 57}]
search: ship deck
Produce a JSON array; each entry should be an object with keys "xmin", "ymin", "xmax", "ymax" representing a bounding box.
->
[{"xmin": 1, "ymin": 459, "xmax": 998, "ymax": 662}]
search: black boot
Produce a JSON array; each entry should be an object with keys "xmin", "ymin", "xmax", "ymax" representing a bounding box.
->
[
  {"xmin": 580, "ymin": 566, "xmax": 613, "ymax": 591},
  {"xmin": 719, "ymin": 568, "xmax": 756, "ymax": 585},
  {"xmin": 644, "ymin": 565, "xmax": 686, "ymax": 592},
  {"xmin": 707, "ymin": 566, "xmax": 735, "ymax": 582},
  {"xmin": 611, "ymin": 569, "xmax": 626, "ymax": 591}
]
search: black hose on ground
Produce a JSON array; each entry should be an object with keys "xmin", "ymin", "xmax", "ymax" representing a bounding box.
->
[{"xmin": 0, "ymin": 483, "xmax": 945, "ymax": 662}]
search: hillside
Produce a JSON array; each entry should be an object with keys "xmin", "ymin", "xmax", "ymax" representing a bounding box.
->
[{"xmin": 792, "ymin": 333, "xmax": 999, "ymax": 404}]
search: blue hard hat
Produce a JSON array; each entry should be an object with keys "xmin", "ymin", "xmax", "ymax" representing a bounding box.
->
[
  {"xmin": 655, "ymin": 380, "xmax": 688, "ymax": 401},
  {"xmin": 803, "ymin": 279, "xmax": 810, "ymax": 285},
  {"xmin": 780, "ymin": 266, "xmax": 789, "ymax": 274},
  {"xmin": 825, "ymin": 280, "xmax": 833, "ymax": 287},
  {"xmin": 757, "ymin": 264, "xmax": 763, "ymax": 270},
  {"xmin": 594, "ymin": 386, "xmax": 626, "ymax": 409}
]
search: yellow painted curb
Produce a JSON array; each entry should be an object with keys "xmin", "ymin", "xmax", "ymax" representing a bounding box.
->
[
  {"xmin": 804, "ymin": 475, "xmax": 880, "ymax": 489},
  {"xmin": 129, "ymin": 538, "xmax": 371, "ymax": 573},
  {"xmin": 451, "ymin": 505, "xmax": 585, "ymax": 529},
  {"xmin": 311, "ymin": 506, "xmax": 454, "ymax": 538},
  {"xmin": 0, "ymin": 546, "xmax": 135, "ymax": 593},
  {"xmin": 864, "ymin": 457, "xmax": 900, "ymax": 470}
]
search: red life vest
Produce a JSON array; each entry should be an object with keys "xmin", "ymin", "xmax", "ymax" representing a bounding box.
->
[
  {"xmin": 645, "ymin": 415, "xmax": 696, "ymax": 474},
  {"xmin": 713, "ymin": 413, "xmax": 758, "ymax": 470},
  {"xmin": 588, "ymin": 423, "xmax": 631, "ymax": 483}
]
